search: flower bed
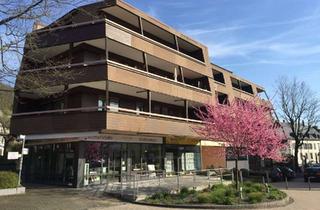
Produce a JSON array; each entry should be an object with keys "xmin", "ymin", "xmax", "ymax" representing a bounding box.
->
[{"xmin": 145, "ymin": 182, "xmax": 286, "ymax": 205}]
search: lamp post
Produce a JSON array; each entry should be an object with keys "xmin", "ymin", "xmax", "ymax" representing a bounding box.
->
[{"xmin": 17, "ymin": 135, "xmax": 26, "ymax": 187}]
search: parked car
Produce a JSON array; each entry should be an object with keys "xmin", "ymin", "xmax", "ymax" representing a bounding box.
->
[
  {"xmin": 270, "ymin": 167, "xmax": 284, "ymax": 182},
  {"xmin": 279, "ymin": 166, "xmax": 296, "ymax": 180},
  {"xmin": 304, "ymin": 166, "xmax": 320, "ymax": 182}
]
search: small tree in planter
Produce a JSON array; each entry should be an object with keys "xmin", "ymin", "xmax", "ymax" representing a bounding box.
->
[{"xmin": 194, "ymin": 98, "xmax": 286, "ymax": 190}]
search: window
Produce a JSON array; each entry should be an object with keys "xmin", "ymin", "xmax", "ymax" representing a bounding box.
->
[
  {"xmin": 231, "ymin": 77, "xmax": 241, "ymax": 89},
  {"xmin": 216, "ymin": 92, "xmax": 228, "ymax": 105},
  {"xmin": 231, "ymin": 77, "xmax": 254, "ymax": 94},
  {"xmin": 212, "ymin": 69, "xmax": 225, "ymax": 84}
]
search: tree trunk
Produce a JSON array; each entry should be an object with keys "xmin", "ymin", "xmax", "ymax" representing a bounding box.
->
[{"xmin": 235, "ymin": 158, "xmax": 239, "ymax": 190}]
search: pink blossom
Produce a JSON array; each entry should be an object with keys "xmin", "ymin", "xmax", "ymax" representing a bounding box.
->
[{"xmin": 193, "ymin": 98, "xmax": 287, "ymax": 162}]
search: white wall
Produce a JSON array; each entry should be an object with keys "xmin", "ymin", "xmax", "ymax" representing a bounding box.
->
[{"xmin": 226, "ymin": 160, "xmax": 249, "ymax": 170}]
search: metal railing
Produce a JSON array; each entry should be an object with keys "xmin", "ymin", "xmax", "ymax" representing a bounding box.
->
[{"xmin": 100, "ymin": 168, "xmax": 233, "ymax": 200}]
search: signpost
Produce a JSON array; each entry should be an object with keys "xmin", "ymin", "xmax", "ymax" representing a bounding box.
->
[
  {"xmin": 7, "ymin": 152, "xmax": 19, "ymax": 160},
  {"xmin": 17, "ymin": 135, "xmax": 26, "ymax": 187}
]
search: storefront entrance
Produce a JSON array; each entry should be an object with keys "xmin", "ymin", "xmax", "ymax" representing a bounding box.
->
[
  {"xmin": 165, "ymin": 145, "xmax": 201, "ymax": 173},
  {"xmin": 84, "ymin": 142, "xmax": 163, "ymax": 185},
  {"xmin": 24, "ymin": 143, "xmax": 76, "ymax": 186}
]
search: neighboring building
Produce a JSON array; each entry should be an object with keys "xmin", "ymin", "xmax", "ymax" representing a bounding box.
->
[
  {"xmin": 282, "ymin": 123, "xmax": 320, "ymax": 166},
  {"xmin": 10, "ymin": 0, "xmax": 264, "ymax": 187}
]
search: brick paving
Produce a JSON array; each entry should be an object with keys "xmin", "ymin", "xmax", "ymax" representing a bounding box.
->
[
  {"xmin": 0, "ymin": 185, "xmax": 122, "ymax": 210},
  {"xmin": 1, "ymin": 178, "xmax": 320, "ymax": 210}
]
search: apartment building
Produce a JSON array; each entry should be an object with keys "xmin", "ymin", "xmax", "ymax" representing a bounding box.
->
[
  {"xmin": 10, "ymin": 0, "xmax": 264, "ymax": 187},
  {"xmin": 282, "ymin": 123, "xmax": 320, "ymax": 166}
]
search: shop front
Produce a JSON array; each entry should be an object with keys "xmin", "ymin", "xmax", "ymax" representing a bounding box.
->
[
  {"xmin": 164, "ymin": 137, "xmax": 201, "ymax": 174},
  {"xmin": 23, "ymin": 135, "xmax": 203, "ymax": 187}
]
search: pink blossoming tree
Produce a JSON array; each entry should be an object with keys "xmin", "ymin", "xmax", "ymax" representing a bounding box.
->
[{"xmin": 194, "ymin": 98, "xmax": 286, "ymax": 189}]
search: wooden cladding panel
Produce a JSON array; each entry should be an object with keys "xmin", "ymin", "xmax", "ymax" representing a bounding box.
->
[
  {"xmin": 108, "ymin": 64, "xmax": 211, "ymax": 104},
  {"xmin": 107, "ymin": 112, "xmax": 199, "ymax": 137}
]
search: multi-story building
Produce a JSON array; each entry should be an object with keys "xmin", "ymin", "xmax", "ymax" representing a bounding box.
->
[
  {"xmin": 10, "ymin": 0, "xmax": 264, "ymax": 187},
  {"xmin": 282, "ymin": 123, "xmax": 320, "ymax": 166}
]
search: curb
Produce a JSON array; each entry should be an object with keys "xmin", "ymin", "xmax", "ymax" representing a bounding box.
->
[
  {"xmin": 134, "ymin": 196, "xmax": 293, "ymax": 209},
  {"xmin": 0, "ymin": 187, "xmax": 26, "ymax": 196}
]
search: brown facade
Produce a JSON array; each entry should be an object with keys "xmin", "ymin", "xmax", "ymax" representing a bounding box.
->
[
  {"xmin": 11, "ymin": 0, "xmax": 265, "ymax": 179},
  {"xmin": 201, "ymin": 146, "xmax": 226, "ymax": 169}
]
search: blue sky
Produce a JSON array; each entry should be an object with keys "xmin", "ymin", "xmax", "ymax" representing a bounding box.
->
[{"xmin": 125, "ymin": 0, "xmax": 320, "ymax": 98}]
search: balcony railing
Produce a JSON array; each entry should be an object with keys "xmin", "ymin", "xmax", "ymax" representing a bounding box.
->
[
  {"xmin": 10, "ymin": 107, "xmax": 106, "ymax": 135},
  {"xmin": 108, "ymin": 60, "xmax": 211, "ymax": 94},
  {"xmin": 105, "ymin": 106, "xmax": 202, "ymax": 124},
  {"xmin": 12, "ymin": 106, "xmax": 202, "ymax": 123},
  {"xmin": 106, "ymin": 19, "xmax": 206, "ymax": 64}
]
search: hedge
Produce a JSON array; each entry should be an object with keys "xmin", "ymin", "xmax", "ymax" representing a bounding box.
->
[{"xmin": 0, "ymin": 171, "xmax": 19, "ymax": 189}]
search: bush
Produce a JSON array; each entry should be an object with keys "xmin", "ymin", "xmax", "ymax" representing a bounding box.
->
[
  {"xmin": 197, "ymin": 193, "xmax": 211, "ymax": 203},
  {"xmin": 247, "ymin": 192, "xmax": 264, "ymax": 203},
  {"xmin": 149, "ymin": 191, "xmax": 170, "ymax": 200},
  {"xmin": 0, "ymin": 171, "xmax": 18, "ymax": 189},
  {"xmin": 210, "ymin": 186, "xmax": 237, "ymax": 205},
  {"xmin": 267, "ymin": 189, "xmax": 286, "ymax": 200},
  {"xmin": 180, "ymin": 187, "xmax": 190, "ymax": 195},
  {"xmin": 146, "ymin": 183, "xmax": 286, "ymax": 205}
]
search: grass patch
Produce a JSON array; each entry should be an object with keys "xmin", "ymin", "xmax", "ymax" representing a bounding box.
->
[{"xmin": 145, "ymin": 182, "xmax": 286, "ymax": 205}]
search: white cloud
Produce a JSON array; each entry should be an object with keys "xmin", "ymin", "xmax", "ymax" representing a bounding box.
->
[{"xmin": 183, "ymin": 14, "xmax": 320, "ymax": 36}]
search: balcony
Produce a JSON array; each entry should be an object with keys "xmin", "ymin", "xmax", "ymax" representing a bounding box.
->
[
  {"xmin": 11, "ymin": 81, "xmax": 204, "ymax": 136},
  {"xmin": 106, "ymin": 106, "xmax": 201, "ymax": 137},
  {"xmin": 10, "ymin": 107, "xmax": 106, "ymax": 135},
  {"xmin": 102, "ymin": 5, "xmax": 206, "ymax": 63},
  {"xmin": 107, "ymin": 38, "xmax": 211, "ymax": 95}
]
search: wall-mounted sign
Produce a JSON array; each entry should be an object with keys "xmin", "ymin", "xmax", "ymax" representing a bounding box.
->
[
  {"xmin": 23, "ymin": 148, "xmax": 29, "ymax": 155},
  {"xmin": 166, "ymin": 137, "xmax": 200, "ymax": 145},
  {"xmin": 7, "ymin": 152, "xmax": 20, "ymax": 160},
  {"xmin": 86, "ymin": 134, "xmax": 163, "ymax": 144}
]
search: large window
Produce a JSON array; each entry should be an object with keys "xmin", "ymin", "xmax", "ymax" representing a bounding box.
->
[
  {"xmin": 231, "ymin": 77, "xmax": 254, "ymax": 94},
  {"xmin": 212, "ymin": 69, "xmax": 225, "ymax": 84}
]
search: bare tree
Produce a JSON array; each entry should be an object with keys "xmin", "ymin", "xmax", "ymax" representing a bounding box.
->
[
  {"xmin": 277, "ymin": 77, "xmax": 320, "ymax": 171},
  {"xmin": 0, "ymin": 0, "xmax": 96, "ymax": 91}
]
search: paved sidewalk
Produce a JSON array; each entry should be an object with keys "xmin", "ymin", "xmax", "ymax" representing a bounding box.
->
[{"xmin": 0, "ymin": 185, "xmax": 122, "ymax": 210}]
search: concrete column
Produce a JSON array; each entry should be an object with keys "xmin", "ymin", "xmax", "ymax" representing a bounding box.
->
[
  {"xmin": 139, "ymin": 16, "xmax": 144, "ymax": 35},
  {"xmin": 184, "ymin": 100, "xmax": 189, "ymax": 119},
  {"xmin": 75, "ymin": 142, "xmax": 86, "ymax": 188},
  {"xmin": 147, "ymin": 90, "xmax": 152, "ymax": 113},
  {"xmin": 143, "ymin": 52, "xmax": 149, "ymax": 72},
  {"xmin": 174, "ymin": 35, "xmax": 179, "ymax": 51}
]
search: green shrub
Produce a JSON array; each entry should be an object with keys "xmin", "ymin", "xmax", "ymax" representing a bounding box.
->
[
  {"xmin": 197, "ymin": 193, "xmax": 211, "ymax": 203},
  {"xmin": 210, "ymin": 187, "xmax": 237, "ymax": 205},
  {"xmin": 149, "ymin": 191, "xmax": 170, "ymax": 200},
  {"xmin": 247, "ymin": 192, "xmax": 264, "ymax": 203},
  {"xmin": 267, "ymin": 189, "xmax": 286, "ymax": 200},
  {"xmin": 0, "ymin": 171, "xmax": 18, "ymax": 189},
  {"xmin": 180, "ymin": 187, "xmax": 189, "ymax": 193}
]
